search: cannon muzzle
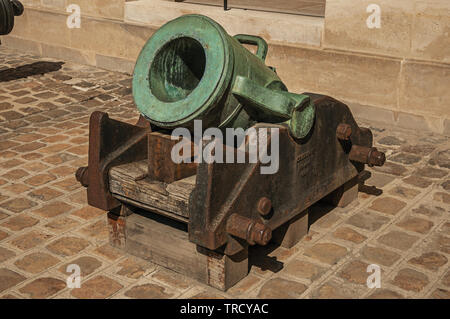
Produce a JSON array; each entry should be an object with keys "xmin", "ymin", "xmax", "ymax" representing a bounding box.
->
[{"xmin": 133, "ymin": 14, "xmax": 315, "ymax": 139}]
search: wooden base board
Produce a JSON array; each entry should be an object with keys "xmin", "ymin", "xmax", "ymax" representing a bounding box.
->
[{"xmin": 107, "ymin": 209, "xmax": 248, "ymax": 291}]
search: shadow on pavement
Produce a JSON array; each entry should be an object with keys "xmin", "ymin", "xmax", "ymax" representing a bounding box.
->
[{"xmin": 0, "ymin": 61, "xmax": 64, "ymax": 82}]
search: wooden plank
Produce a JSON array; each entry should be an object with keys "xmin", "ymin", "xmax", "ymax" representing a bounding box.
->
[
  {"xmin": 124, "ymin": 212, "xmax": 249, "ymax": 290},
  {"xmin": 148, "ymin": 131, "xmax": 197, "ymax": 183},
  {"xmin": 108, "ymin": 161, "xmax": 196, "ymax": 220}
]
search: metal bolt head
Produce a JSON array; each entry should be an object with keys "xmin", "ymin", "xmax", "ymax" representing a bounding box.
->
[
  {"xmin": 250, "ymin": 223, "xmax": 272, "ymax": 246},
  {"xmin": 257, "ymin": 197, "xmax": 272, "ymax": 216},
  {"xmin": 336, "ymin": 123, "xmax": 352, "ymax": 140},
  {"xmin": 76, "ymin": 166, "xmax": 89, "ymax": 187},
  {"xmin": 368, "ymin": 148, "xmax": 386, "ymax": 167}
]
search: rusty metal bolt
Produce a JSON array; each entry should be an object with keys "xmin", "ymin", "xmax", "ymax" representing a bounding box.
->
[
  {"xmin": 336, "ymin": 123, "xmax": 352, "ymax": 140},
  {"xmin": 349, "ymin": 145, "xmax": 386, "ymax": 167},
  {"xmin": 76, "ymin": 166, "xmax": 89, "ymax": 187},
  {"xmin": 249, "ymin": 222, "xmax": 272, "ymax": 246},
  {"xmin": 367, "ymin": 148, "xmax": 386, "ymax": 167},
  {"xmin": 226, "ymin": 214, "xmax": 272, "ymax": 246},
  {"xmin": 257, "ymin": 197, "xmax": 272, "ymax": 216}
]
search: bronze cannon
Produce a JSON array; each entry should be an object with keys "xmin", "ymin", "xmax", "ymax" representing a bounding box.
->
[{"xmin": 76, "ymin": 14, "xmax": 385, "ymax": 290}]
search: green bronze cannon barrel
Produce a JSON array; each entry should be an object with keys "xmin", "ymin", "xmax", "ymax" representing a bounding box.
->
[{"xmin": 133, "ymin": 14, "xmax": 315, "ymax": 138}]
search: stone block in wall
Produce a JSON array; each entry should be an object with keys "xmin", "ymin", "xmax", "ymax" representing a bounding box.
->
[
  {"xmin": 124, "ymin": 0, "xmax": 323, "ymax": 47},
  {"xmin": 41, "ymin": 0, "xmax": 66, "ymax": 11},
  {"xmin": 411, "ymin": 1, "xmax": 450, "ymax": 64},
  {"xmin": 122, "ymin": 24, "xmax": 155, "ymax": 60},
  {"xmin": 20, "ymin": 0, "xmax": 40, "ymax": 7},
  {"xmin": 24, "ymin": 9, "xmax": 70, "ymax": 47},
  {"xmin": 69, "ymin": 17, "xmax": 128, "ymax": 58},
  {"xmin": 0, "ymin": 36, "xmax": 42, "ymax": 56},
  {"xmin": 324, "ymin": 0, "xmax": 412, "ymax": 57},
  {"xmin": 96, "ymin": 54, "xmax": 134, "ymax": 74},
  {"xmin": 41, "ymin": 43, "xmax": 96, "ymax": 65},
  {"xmin": 66, "ymin": 0, "xmax": 125, "ymax": 20},
  {"xmin": 399, "ymin": 60, "xmax": 450, "ymax": 118},
  {"xmin": 265, "ymin": 44, "xmax": 402, "ymax": 109}
]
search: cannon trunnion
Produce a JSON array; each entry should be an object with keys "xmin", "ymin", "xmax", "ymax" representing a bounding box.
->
[{"xmin": 76, "ymin": 15, "xmax": 385, "ymax": 290}]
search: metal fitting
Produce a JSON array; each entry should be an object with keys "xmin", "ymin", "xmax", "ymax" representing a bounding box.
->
[
  {"xmin": 226, "ymin": 214, "xmax": 272, "ymax": 246},
  {"xmin": 76, "ymin": 166, "xmax": 89, "ymax": 187},
  {"xmin": 336, "ymin": 123, "xmax": 352, "ymax": 140},
  {"xmin": 349, "ymin": 145, "xmax": 386, "ymax": 167},
  {"xmin": 367, "ymin": 148, "xmax": 386, "ymax": 167},
  {"xmin": 257, "ymin": 197, "xmax": 272, "ymax": 216}
]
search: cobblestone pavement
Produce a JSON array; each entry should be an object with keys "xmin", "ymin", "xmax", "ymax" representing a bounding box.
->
[{"xmin": 0, "ymin": 47, "xmax": 449, "ymax": 299}]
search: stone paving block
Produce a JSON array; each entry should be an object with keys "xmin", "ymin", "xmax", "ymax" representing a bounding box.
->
[
  {"xmin": 0, "ymin": 230, "xmax": 9, "ymax": 241},
  {"xmin": 425, "ymin": 234, "xmax": 450, "ymax": 255},
  {"xmin": 257, "ymin": 278, "xmax": 307, "ymax": 299},
  {"xmin": 0, "ymin": 247, "xmax": 16, "ymax": 263},
  {"xmin": 282, "ymin": 259, "xmax": 327, "ymax": 282},
  {"xmin": 32, "ymin": 201, "xmax": 75, "ymax": 218},
  {"xmin": 390, "ymin": 153, "xmax": 421, "ymax": 165},
  {"xmin": 369, "ymin": 197, "xmax": 407, "ymax": 215},
  {"xmin": 0, "ymin": 211, "xmax": 9, "ymax": 220},
  {"xmin": 337, "ymin": 260, "xmax": 371, "ymax": 285},
  {"xmin": 46, "ymin": 236, "xmax": 90, "ymax": 257},
  {"xmin": 14, "ymin": 252, "xmax": 61, "ymax": 274},
  {"xmin": 310, "ymin": 279, "xmax": 358, "ymax": 299},
  {"xmin": 1, "ymin": 214, "xmax": 39, "ymax": 231},
  {"xmin": 347, "ymin": 210, "xmax": 390, "ymax": 232},
  {"xmin": 377, "ymin": 231, "xmax": 420, "ymax": 251},
  {"xmin": 188, "ymin": 290, "xmax": 226, "ymax": 299},
  {"xmin": 414, "ymin": 167, "xmax": 448, "ymax": 179},
  {"xmin": 361, "ymin": 246, "xmax": 401, "ymax": 267},
  {"xmin": 440, "ymin": 180, "xmax": 450, "ymax": 191},
  {"xmin": 78, "ymin": 220, "xmax": 108, "ymax": 240},
  {"xmin": 19, "ymin": 277, "xmax": 66, "ymax": 298},
  {"xmin": 111, "ymin": 257, "xmax": 152, "ymax": 280},
  {"xmin": 368, "ymin": 289, "xmax": 404, "ymax": 299},
  {"xmin": 391, "ymin": 268, "xmax": 429, "ymax": 293},
  {"xmin": 401, "ymin": 145, "xmax": 436, "ymax": 156},
  {"xmin": 24, "ymin": 174, "xmax": 57, "ymax": 187},
  {"xmin": 28, "ymin": 187, "xmax": 63, "ymax": 201},
  {"xmin": 92, "ymin": 244, "xmax": 122, "ymax": 262},
  {"xmin": 72, "ymin": 206, "xmax": 105, "ymax": 220},
  {"xmin": 429, "ymin": 149, "xmax": 450, "ymax": 169},
  {"xmin": 10, "ymin": 231, "xmax": 53, "ymax": 251},
  {"xmin": 151, "ymin": 269, "xmax": 192, "ymax": 291},
  {"xmin": 396, "ymin": 217, "xmax": 434, "ymax": 234},
  {"xmin": 1, "ymin": 198, "xmax": 38, "ymax": 213},
  {"xmin": 58, "ymin": 256, "xmax": 102, "ymax": 277},
  {"xmin": 373, "ymin": 162, "xmax": 408, "ymax": 176},
  {"xmin": 442, "ymin": 271, "xmax": 450, "ymax": 287},
  {"xmin": 303, "ymin": 243, "xmax": 347, "ymax": 265},
  {"xmin": 429, "ymin": 288, "xmax": 450, "ymax": 299},
  {"xmin": 412, "ymin": 205, "xmax": 444, "ymax": 218},
  {"xmin": 388, "ymin": 186, "xmax": 421, "ymax": 200},
  {"xmin": 408, "ymin": 252, "xmax": 448, "ymax": 271},
  {"xmin": 44, "ymin": 216, "xmax": 80, "ymax": 234},
  {"xmin": 0, "ymin": 268, "xmax": 27, "ymax": 293},
  {"xmin": 71, "ymin": 275, "xmax": 123, "ymax": 299},
  {"xmin": 433, "ymin": 192, "xmax": 450, "ymax": 205},
  {"xmin": 124, "ymin": 283, "xmax": 174, "ymax": 299},
  {"xmin": 332, "ymin": 227, "xmax": 367, "ymax": 244}
]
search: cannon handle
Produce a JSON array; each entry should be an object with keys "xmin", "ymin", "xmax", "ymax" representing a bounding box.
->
[{"xmin": 234, "ymin": 34, "xmax": 268, "ymax": 61}]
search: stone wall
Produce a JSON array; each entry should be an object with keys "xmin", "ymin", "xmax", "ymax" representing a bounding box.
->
[{"xmin": 2, "ymin": 0, "xmax": 449, "ymax": 134}]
